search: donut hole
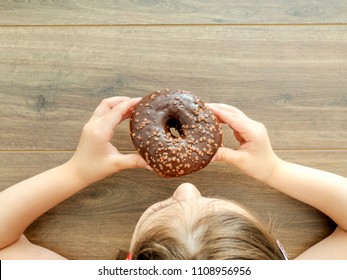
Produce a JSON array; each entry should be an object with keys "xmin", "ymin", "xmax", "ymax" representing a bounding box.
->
[{"xmin": 166, "ymin": 117, "xmax": 184, "ymax": 138}]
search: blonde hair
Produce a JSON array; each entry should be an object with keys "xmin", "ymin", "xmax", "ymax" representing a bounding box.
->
[{"xmin": 132, "ymin": 208, "xmax": 285, "ymax": 260}]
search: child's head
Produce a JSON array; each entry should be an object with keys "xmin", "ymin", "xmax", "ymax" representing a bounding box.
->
[{"xmin": 130, "ymin": 183, "xmax": 285, "ymax": 259}]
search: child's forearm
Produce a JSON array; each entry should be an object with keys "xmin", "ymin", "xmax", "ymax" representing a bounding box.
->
[
  {"xmin": 0, "ymin": 160, "xmax": 88, "ymax": 249},
  {"xmin": 264, "ymin": 159, "xmax": 347, "ymax": 230}
]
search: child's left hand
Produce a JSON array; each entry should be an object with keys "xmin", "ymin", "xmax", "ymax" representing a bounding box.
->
[{"xmin": 68, "ymin": 96, "xmax": 148, "ymax": 185}]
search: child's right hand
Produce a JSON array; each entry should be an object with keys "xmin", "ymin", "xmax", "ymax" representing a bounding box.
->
[
  {"xmin": 68, "ymin": 97, "xmax": 148, "ymax": 185},
  {"xmin": 208, "ymin": 103, "xmax": 280, "ymax": 182}
]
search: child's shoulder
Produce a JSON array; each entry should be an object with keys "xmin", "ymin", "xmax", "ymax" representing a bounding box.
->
[
  {"xmin": 295, "ymin": 227, "xmax": 347, "ymax": 260},
  {"xmin": 0, "ymin": 234, "xmax": 66, "ymax": 260}
]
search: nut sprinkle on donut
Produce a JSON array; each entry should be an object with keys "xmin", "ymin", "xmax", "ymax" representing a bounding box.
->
[{"xmin": 130, "ymin": 89, "xmax": 222, "ymax": 177}]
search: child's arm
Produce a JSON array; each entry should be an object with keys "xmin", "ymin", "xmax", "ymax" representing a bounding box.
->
[
  {"xmin": 0, "ymin": 162, "xmax": 87, "ymax": 254},
  {"xmin": 209, "ymin": 103, "xmax": 347, "ymax": 259},
  {"xmin": 0, "ymin": 97, "xmax": 147, "ymax": 259}
]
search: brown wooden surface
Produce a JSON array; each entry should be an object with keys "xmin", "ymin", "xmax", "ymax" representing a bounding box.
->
[
  {"xmin": 0, "ymin": 1, "xmax": 346, "ymax": 259},
  {"xmin": 0, "ymin": 0, "xmax": 346, "ymax": 25},
  {"xmin": 1, "ymin": 26, "xmax": 347, "ymax": 151}
]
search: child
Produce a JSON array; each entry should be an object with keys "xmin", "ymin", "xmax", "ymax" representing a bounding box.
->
[{"xmin": 0, "ymin": 97, "xmax": 346, "ymax": 259}]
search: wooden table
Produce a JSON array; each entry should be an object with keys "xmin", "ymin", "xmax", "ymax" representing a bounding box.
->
[{"xmin": 1, "ymin": 1, "xmax": 346, "ymax": 259}]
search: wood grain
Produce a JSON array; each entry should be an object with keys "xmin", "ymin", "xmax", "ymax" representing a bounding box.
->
[
  {"xmin": 0, "ymin": 1, "xmax": 346, "ymax": 261},
  {"xmin": 1, "ymin": 26, "xmax": 347, "ymax": 151},
  {"xmin": 0, "ymin": 150, "xmax": 340, "ymax": 259},
  {"xmin": 0, "ymin": 0, "xmax": 346, "ymax": 25}
]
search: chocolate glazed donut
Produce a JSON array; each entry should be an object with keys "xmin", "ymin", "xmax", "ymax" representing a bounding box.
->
[{"xmin": 130, "ymin": 89, "xmax": 222, "ymax": 177}]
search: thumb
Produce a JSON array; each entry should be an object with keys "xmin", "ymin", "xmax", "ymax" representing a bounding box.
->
[
  {"xmin": 213, "ymin": 147, "xmax": 244, "ymax": 167},
  {"xmin": 114, "ymin": 153, "xmax": 149, "ymax": 171}
]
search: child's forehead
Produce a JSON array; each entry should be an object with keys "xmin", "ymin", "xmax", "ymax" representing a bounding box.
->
[{"xmin": 145, "ymin": 196, "xmax": 252, "ymax": 224}]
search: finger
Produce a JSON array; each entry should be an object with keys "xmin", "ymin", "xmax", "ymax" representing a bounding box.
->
[
  {"xmin": 102, "ymin": 98, "xmax": 141, "ymax": 132},
  {"xmin": 208, "ymin": 104, "xmax": 254, "ymax": 137},
  {"xmin": 120, "ymin": 97, "xmax": 142, "ymax": 122},
  {"xmin": 208, "ymin": 104, "xmax": 242, "ymax": 128},
  {"xmin": 91, "ymin": 96, "xmax": 131, "ymax": 119},
  {"xmin": 207, "ymin": 103, "xmax": 247, "ymax": 117},
  {"xmin": 234, "ymin": 130, "xmax": 246, "ymax": 144},
  {"xmin": 213, "ymin": 146, "xmax": 244, "ymax": 166},
  {"xmin": 114, "ymin": 153, "xmax": 149, "ymax": 171}
]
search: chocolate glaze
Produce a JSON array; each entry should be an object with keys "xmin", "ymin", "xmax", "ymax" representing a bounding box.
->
[{"xmin": 130, "ymin": 89, "xmax": 222, "ymax": 177}]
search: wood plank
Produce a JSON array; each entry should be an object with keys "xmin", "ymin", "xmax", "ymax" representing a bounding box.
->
[
  {"xmin": 0, "ymin": 150, "xmax": 343, "ymax": 259},
  {"xmin": 1, "ymin": 26, "xmax": 347, "ymax": 151},
  {"xmin": 0, "ymin": 0, "xmax": 346, "ymax": 25}
]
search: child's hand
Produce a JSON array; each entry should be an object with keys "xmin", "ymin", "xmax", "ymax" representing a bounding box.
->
[
  {"xmin": 69, "ymin": 97, "xmax": 148, "ymax": 185},
  {"xmin": 208, "ymin": 103, "xmax": 280, "ymax": 182}
]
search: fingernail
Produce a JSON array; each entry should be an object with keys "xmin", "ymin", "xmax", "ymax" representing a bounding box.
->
[
  {"xmin": 206, "ymin": 104, "xmax": 217, "ymax": 110},
  {"xmin": 145, "ymin": 165, "xmax": 153, "ymax": 171}
]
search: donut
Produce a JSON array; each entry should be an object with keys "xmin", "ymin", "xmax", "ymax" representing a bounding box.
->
[{"xmin": 129, "ymin": 89, "xmax": 222, "ymax": 177}]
